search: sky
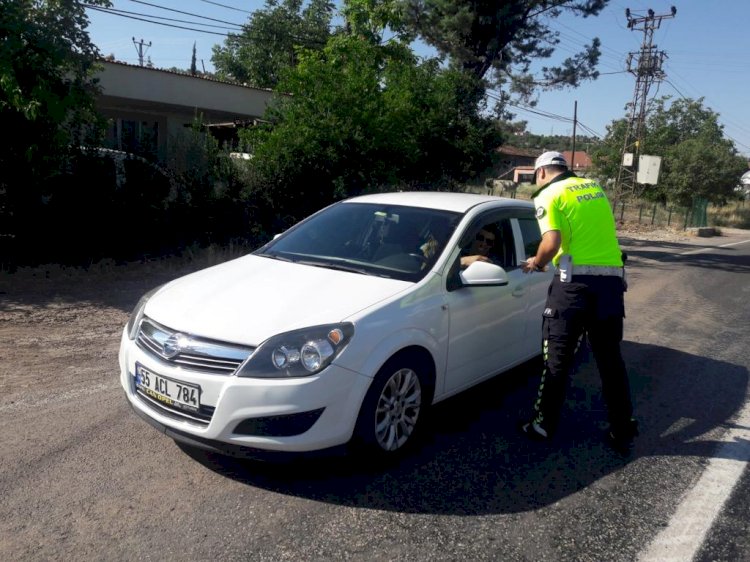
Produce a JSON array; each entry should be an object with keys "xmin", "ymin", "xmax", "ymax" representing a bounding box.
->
[{"xmin": 84, "ymin": 0, "xmax": 750, "ymax": 157}]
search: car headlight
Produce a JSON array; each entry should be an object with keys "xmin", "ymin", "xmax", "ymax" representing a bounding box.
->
[
  {"xmin": 126, "ymin": 285, "xmax": 164, "ymax": 340},
  {"xmin": 236, "ymin": 323, "xmax": 354, "ymax": 378}
]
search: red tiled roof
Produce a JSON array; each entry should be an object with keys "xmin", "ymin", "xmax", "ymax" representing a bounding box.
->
[
  {"xmin": 496, "ymin": 147, "xmax": 592, "ymax": 169},
  {"xmin": 562, "ymin": 150, "xmax": 592, "ymax": 169},
  {"xmin": 496, "ymin": 146, "xmax": 540, "ymax": 158}
]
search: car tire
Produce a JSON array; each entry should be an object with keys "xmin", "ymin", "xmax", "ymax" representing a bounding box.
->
[{"xmin": 351, "ymin": 350, "xmax": 433, "ymax": 460}]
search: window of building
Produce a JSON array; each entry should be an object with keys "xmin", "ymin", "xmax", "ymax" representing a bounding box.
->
[{"xmin": 105, "ymin": 118, "xmax": 159, "ymax": 158}]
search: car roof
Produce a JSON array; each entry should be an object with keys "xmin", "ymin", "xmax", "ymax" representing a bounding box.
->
[{"xmin": 342, "ymin": 191, "xmax": 533, "ymax": 214}]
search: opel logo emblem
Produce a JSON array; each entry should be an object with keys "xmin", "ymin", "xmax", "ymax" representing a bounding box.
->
[{"xmin": 163, "ymin": 333, "xmax": 185, "ymax": 359}]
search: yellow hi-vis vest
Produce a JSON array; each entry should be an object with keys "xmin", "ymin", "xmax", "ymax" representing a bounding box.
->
[{"xmin": 533, "ymin": 173, "xmax": 623, "ymax": 267}]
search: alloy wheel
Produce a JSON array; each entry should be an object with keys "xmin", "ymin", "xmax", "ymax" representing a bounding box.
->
[{"xmin": 373, "ymin": 367, "xmax": 422, "ymax": 451}]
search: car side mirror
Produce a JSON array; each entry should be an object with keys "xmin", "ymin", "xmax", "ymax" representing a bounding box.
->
[{"xmin": 459, "ymin": 261, "xmax": 509, "ymax": 286}]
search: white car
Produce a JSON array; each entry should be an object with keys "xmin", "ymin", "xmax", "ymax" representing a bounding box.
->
[{"xmin": 118, "ymin": 191, "xmax": 553, "ymax": 459}]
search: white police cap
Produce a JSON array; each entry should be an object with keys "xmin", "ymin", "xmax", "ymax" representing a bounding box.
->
[{"xmin": 534, "ymin": 151, "xmax": 568, "ymax": 170}]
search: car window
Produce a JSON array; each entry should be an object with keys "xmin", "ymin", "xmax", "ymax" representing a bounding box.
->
[
  {"xmin": 517, "ymin": 215, "xmax": 543, "ymax": 259},
  {"xmin": 446, "ymin": 213, "xmax": 520, "ymax": 291},
  {"xmin": 458, "ymin": 217, "xmax": 516, "ymax": 269},
  {"xmin": 255, "ymin": 202, "xmax": 461, "ymax": 282},
  {"xmin": 494, "ymin": 219, "xmax": 517, "ymax": 268}
]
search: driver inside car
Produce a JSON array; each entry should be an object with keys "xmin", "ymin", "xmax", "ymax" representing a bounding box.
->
[{"xmin": 460, "ymin": 227, "xmax": 496, "ymax": 268}]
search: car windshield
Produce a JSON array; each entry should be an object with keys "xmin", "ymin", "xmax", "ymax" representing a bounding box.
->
[{"xmin": 254, "ymin": 202, "xmax": 462, "ymax": 282}]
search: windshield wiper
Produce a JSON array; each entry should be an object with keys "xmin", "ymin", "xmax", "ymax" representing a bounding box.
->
[
  {"xmin": 255, "ymin": 251, "xmax": 294, "ymax": 262},
  {"xmin": 258, "ymin": 254, "xmax": 394, "ymax": 278},
  {"xmin": 295, "ymin": 259, "xmax": 396, "ymax": 278},
  {"xmin": 294, "ymin": 259, "xmax": 367, "ymax": 274}
]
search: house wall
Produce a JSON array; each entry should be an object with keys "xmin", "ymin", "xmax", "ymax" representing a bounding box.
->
[
  {"xmin": 94, "ymin": 61, "xmax": 275, "ymax": 162},
  {"xmin": 493, "ymin": 147, "xmax": 538, "ymax": 181},
  {"xmin": 96, "ymin": 61, "xmax": 272, "ymax": 117}
]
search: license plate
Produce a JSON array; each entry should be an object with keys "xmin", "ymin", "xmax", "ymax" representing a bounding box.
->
[{"xmin": 134, "ymin": 363, "xmax": 201, "ymax": 413}]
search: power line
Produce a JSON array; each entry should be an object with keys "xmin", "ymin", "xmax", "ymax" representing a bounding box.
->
[
  {"xmin": 577, "ymin": 122, "xmax": 604, "ymax": 138},
  {"xmin": 553, "ymin": 20, "xmax": 627, "ymax": 60},
  {"xmin": 197, "ymin": 0, "xmax": 253, "ymax": 14},
  {"xmin": 662, "ymin": 78, "xmax": 687, "ymax": 100},
  {"xmin": 488, "ymin": 91, "xmax": 570, "ymax": 123},
  {"xmin": 87, "ymin": 4, "xmax": 243, "ymax": 31},
  {"xmin": 487, "ymin": 90, "xmax": 604, "ymax": 139},
  {"xmin": 125, "ymin": 0, "xmax": 240, "ymax": 25},
  {"xmin": 86, "ymin": 5, "xmax": 230, "ymax": 36},
  {"xmin": 509, "ymin": 103, "xmax": 571, "ymax": 124},
  {"xmin": 507, "ymin": 28, "xmax": 629, "ymax": 91},
  {"xmin": 661, "ymin": 80, "xmax": 750, "ymax": 152},
  {"xmin": 124, "ymin": 0, "xmax": 244, "ymax": 27},
  {"xmin": 661, "ymin": 65, "xmax": 750, "ymax": 154},
  {"xmin": 554, "ymin": 6, "xmax": 748, "ymax": 146}
]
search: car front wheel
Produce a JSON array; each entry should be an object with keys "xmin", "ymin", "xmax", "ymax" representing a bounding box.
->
[{"xmin": 353, "ymin": 353, "xmax": 432, "ymax": 457}]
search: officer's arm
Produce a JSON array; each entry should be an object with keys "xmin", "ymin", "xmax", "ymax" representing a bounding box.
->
[{"xmin": 522, "ymin": 230, "xmax": 561, "ymax": 273}]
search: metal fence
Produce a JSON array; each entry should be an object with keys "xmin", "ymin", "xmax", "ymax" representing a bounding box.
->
[
  {"xmin": 611, "ymin": 198, "xmax": 709, "ymax": 229},
  {"xmin": 473, "ymin": 183, "xmax": 746, "ymax": 230}
]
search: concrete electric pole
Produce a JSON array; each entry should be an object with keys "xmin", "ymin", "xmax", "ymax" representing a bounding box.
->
[
  {"xmin": 615, "ymin": 6, "xmax": 676, "ymax": 199},
  {"xmin": 132, "ymin": 37, "xmax": 152, "ymax": 67}
]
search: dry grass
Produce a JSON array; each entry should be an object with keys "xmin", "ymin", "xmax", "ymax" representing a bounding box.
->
[
  {"xmin": 0, "ymin": 241, "xmax": 255, "ymax": 286},
  {"xmin": 708, "ymin": 200, "xmax": 750, "ymax": 229}
]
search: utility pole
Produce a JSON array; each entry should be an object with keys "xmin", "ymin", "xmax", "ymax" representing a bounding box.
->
[
  {"xmin": 571, "ymin": 100, "xmax": 577, "ymax": 172},
  {"xmin": 615, "ymin": 6, "xmax": 676, "ymax": 200},
  {"xmin": 132, "ymin": 37, "xmax": 152, "ymax": 67}
]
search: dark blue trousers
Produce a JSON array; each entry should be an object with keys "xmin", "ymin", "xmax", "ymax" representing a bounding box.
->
[{"xmin": 532, "ymin": 274, "xmax": 634, "ymax": 436}]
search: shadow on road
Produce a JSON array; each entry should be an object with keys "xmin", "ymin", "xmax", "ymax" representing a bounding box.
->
[
  {"xmin": 620, "ymin": 236, "xmax": 750, "ymax": 275},
  {"xmin": 180, "ymin": 341, "xmax": 748, "ymax": 515}
]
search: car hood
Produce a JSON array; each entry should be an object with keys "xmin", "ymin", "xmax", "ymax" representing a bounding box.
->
[{"xmin": 144, "ymin": 254, "xmax": 412, "ymax": 346}]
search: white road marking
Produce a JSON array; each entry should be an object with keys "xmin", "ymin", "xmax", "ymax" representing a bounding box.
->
[
  {"xmin": 680, "ymin": 238, "xmax": 750, "ymax": 255},
  {"xmin": 625, "ymin": 238, "xmax": 750, "ymax": 266},
  {"xmin": 638, "ymin": 398, "xmax": 750, "ymax": 561},
  {"xmin": 638, "ymin": 236, "xmax": 750, "ymax": 560}
]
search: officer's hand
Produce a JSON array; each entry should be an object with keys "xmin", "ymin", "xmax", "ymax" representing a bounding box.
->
[{"xmin": 522, "ymin": 257, "xmax": 547, "ymax": 274}]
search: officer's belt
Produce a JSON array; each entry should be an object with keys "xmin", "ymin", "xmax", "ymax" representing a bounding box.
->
[{"xmin": 563, "ymin": 264, "xmax": 624, "ymax": 278}]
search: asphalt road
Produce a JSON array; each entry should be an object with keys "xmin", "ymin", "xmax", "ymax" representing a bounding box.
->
[{"xmin": 1, "ymin": 228, "xmax": 749, "ymax": 561}]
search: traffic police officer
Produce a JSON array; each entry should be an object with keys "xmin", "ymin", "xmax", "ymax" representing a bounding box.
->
[{"xmin": 519, "ymin": 151, "xmax": 638, "ymax": 452}]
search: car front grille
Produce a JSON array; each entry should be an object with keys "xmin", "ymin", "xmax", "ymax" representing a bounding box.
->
[{"xmin": 136, "ymin": 317, "xmax": 254, "ymax": 375}]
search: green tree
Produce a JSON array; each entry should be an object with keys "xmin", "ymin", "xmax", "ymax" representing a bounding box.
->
[
  {"xmin": 498, "ymin": 120, "xmax": 598, "ymax": 152},
  {"xmin": 0, "ymin": 0, "xmax": 108, "ymax": 158},
  {"xmin": 0, "ymin": 0, "xmax": 109, "ymax": 245},
  {"xmin": 591, "ymin": 97, "xmax": 747, "ymax": 206},
  {"xmin": 341, "ymin": 0, "xmax": 411, "ymax": 43},
  {"xmin": 213, "ymin": 0, "xmax": 617, "ymax": 231},
  {"xmin": 399, "ymin": 0, "xmax": 607, "ymax": 106},
  {"xmin": 589, "ymin": 118, "xmax": 626, "ymax": 182},
  {"xmin": 212, "ymin": 0, "xmax": 334, "ymax": 88},
  {"xmin": 240, "ymin": 34, "xmax": 502, "ymax": 228}
]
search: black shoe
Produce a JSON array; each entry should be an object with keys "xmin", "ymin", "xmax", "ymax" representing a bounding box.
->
[
  {"xmin": 518, "ymin": 420, "xmax": 549, "ymax": 442},
  {"xmin": 606, "ymin": 419, "xmax": 639, "ymax": 454}
]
